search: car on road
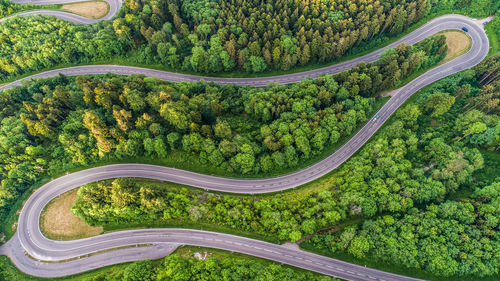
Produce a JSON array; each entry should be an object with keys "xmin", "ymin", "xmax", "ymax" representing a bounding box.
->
[
  {"xmin": 462, "ymin": 27, "xmax": 469, "ymax": 32},
  {"xmin": 373, "ymin": 114, "xmax": 380, "ymax": 122}
]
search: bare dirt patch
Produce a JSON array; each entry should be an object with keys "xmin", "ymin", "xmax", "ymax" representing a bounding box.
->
[
  {"xmin": 62, "ymin": 1, "xmax": 109, "ymax": 19},
  {"xmin": 441, "ymin": 30, "xmax": 472, "ymax": 63},
  {"xmin": 381, "ymin": 89, "xmax": 398, "ymax": 97},
  {"xmin": 40, "ymin": 189, "xmax": 103, "ymax": 240}
]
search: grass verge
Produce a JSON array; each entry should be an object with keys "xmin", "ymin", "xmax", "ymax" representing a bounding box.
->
[
  {"xmin": 0, "ymin": 245, "xmax": 338, "ymax": 280},
  {"xmin": 102, "ymin": 218, "xmax": 279, "ymax": 244},
  {"xmin": 0, "ymin": 5, "xmax": 62, "ymax": 20},
  {"xmin": 175, "ymin": 245, "xmax": 341, "ymax": 279},
  {"xmin": 485, "ymin": 22, "xmax": 499, "ymax": 55}
]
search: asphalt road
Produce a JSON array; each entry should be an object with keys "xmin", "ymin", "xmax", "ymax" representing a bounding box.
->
[
  {"xmin": 0, "ymin": 12, "xmax": 491, "ymax": 281},
  {"xmin": 0, "ymin": 0, "xmax": 121, "ymax": 24}
]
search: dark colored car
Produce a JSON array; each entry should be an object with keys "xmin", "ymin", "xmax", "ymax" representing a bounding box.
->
[{"xmin": 462, "ymin": 27, "xmax": 469, "ymax": 32}]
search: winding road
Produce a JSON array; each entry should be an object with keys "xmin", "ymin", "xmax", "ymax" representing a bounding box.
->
[{"xmin": 0, "ymin": 4, "xmax": 492, "ymax": 281}]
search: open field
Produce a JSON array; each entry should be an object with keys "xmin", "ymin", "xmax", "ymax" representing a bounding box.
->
[
  {"xmin": 441, "ymin": 30, "xmax": 472, "ymax": 62},
  {"xmin": 61, "ymin": 1, "xmax": 109, "ymax": 19},
  {"xmin": 40, "ymin": 189, "xmax": 102, "ymax": 240}
]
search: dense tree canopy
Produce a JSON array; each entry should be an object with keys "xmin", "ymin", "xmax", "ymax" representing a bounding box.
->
[
  {"xmin": 308, "ymin": 181, "xmax": 499, "ymax": 277},
  {"xmin": 114, "ymin": 0, "xmax": 427, "ymax": 73},
  {"xmin": 74, "ymin": 57, "xmax": 500, "ymax": 246},
  {"xmin": 0, "ymin": 1, "xmax": 497, "ymax": 279},
  {"xmin": 72, "ymin": 69, "xmax": 487, "ymax": 242},
  {"xmin": 0, "ymin": 0, "xmax": 41, "ymax": 18},
  {"xmin": 0, "ymin": 0, "xmax": 495, "ymax": 83},
  {"xmin": 0, "ymin": 0, "xmax": 453, "ymax": 82},
  {"xmin": 72, "ymin": 55, "xmax": 499, "ymax": 277},
  {"xmin": 428, "ymin": 0, "xmax": 499, "ymax": 18},
  {"xmin": 304, "ymin": 55, "xmax": 500, "ymax": 277},
  {"xmin": 0, "ymin": 16, "xmax": 123, "ymax": 80}
]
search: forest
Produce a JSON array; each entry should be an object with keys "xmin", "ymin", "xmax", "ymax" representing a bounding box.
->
[
  {"xmin": 0, "ymin": 17, "xmax": 124, "ymax": 79},
  {"xmin": 0, "ymin": 0, "xmax": 428, "ymax": 80},
  {"xmin": 0, "ymin": 0, "xmax": 498, "ymax": 279},
  {"xmin": 0, "ymin": 0, "xmax": 497, "ymax": 83},
  {"xmin": 306, "ymin": 181, "xmax": 499, "ymax": 277},
  {"xmin": 0, "ymin": 37, "xmax": 446, "ymax": 224},
  {"xmin": 302, "ymin": 54, "xmax": 500, "ymax": 277},
  {"xmin": 114, "ymin": 0, "xmax": 427, "ymax": 73},
  {"xmin": 428, "ymin": 0, "xmax": 499, "ymax": 18},
  {"xmin": 71, "ymin": 54, "xmax": 500, "ymax": 278},
  {"xmin": 1, "ymin": 0, "xmax": 497, "ymax": 82},
  {"xmin": 0, "ymin": 0, "xmax": 33, "ymax": 18},
  {"xmin": 3, "ymin": 0, "xmax": 485, "ymax": 83}
]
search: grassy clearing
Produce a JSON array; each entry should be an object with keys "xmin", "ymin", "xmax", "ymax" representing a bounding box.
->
[
  {"xmin": 40, "ymin": 189, "xmax": 102, "ymax": 240},
  {"xmin": 440, "ymin": 30, "xmax": 472, "ymax": 63},
  {"xmin": 61, "ymin": 1, "xmax": 109, "ymax": 19}
]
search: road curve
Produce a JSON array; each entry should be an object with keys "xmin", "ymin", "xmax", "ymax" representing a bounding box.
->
[
  {"xmin": 0, "ymin": 14, "xmax": 490, "ymax": 281},
  {"xmin": 0, "ymin": 0, "xmax": 122, "ymax": 24}
]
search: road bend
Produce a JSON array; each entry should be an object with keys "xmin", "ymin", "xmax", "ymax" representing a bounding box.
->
[{"xmin": 0, "ymin": 0, "xmax": 121, "ymax": 24}]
